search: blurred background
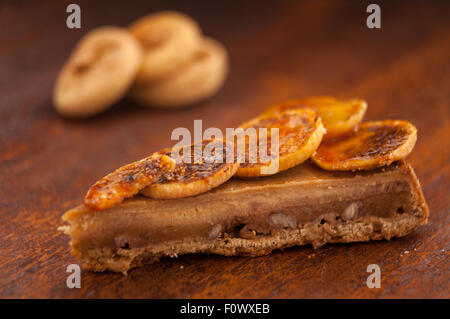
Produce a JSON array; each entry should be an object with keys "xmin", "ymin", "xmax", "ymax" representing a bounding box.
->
[
  {"xmin": 0, "ymin": 0, "xmax": 449, "ymax": 298},
  {"xmin": 1, "ymin": 0, "xmax": 449, "ymax": 153}
]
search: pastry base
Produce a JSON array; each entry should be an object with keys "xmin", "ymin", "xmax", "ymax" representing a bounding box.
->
[{"xmin": 61, "ymin": 160, "xmax": 428, "ymax": 273}]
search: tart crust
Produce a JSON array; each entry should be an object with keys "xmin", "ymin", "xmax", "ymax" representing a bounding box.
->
[{"xmin": 61, "ymin": 160, "xmax": 428, "ymax": 273}]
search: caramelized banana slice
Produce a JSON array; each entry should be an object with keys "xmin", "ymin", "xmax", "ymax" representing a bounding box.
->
[
  {"xmin": 234, "ymin": 109, "xmax": 324, "ymax": 177},
  {"xmin": 141, "ymin": 139, "xmax": 238, "ymax": 199},
  {"xmin": 264, "ymin": 97, "xmax": 367, "ymax": 138},
  {"xmin": 312, "ymin": 120, "xmax": 417, "ymax": 171},
  {"xmin": 85, "ymin": 154, "xmax": 175, "ymax": 211}
]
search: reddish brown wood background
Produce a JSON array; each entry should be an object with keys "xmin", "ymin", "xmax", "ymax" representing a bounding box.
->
[{"xmin": 0, "ymin": 0, "xmax": 449, "ymax": 298}]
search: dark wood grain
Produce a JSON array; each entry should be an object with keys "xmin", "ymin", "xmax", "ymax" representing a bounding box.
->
[{"xmin": 0, "ymin": 0, "xmax": 449, "ymax": 299}]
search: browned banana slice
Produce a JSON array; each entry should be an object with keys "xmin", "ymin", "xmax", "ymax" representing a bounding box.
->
[
  {"xmin": 130, "ymin": 37, "xmax": 228, "ymax": 109},
  {"xmin": 53, "ymin": 26, "xmax": 142, "ymax": 117},
  {"xmin": 311, "ymin": 120, "xmax": 417, "ymax": 171},
  {"xmin": 129, "ymin": 11, "xmax": 202, "ymax": 82},
  {"xmin": 264, "ymin": 97, "xmax": 367, "ymax": 139},
  {"xmin": 233, "ymin": 109, "xmax": 324, "ymax": 177},
  {"xmin": 84, "ymin": 153, "xmax": 175, "ymax": 211},
  {"xmin": 141, "ymin": 139, "xmax": 238, "ymax": 199}
]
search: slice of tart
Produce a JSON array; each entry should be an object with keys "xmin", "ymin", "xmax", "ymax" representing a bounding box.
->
[{"xmin": 61, "ymin": 160, "xmax": 428, "ymax": 273}]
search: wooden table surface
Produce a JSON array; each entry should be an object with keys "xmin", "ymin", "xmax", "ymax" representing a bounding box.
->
[{"xmin": 1, "ymin": 0, "xmax": 449, "ymax": 299}]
